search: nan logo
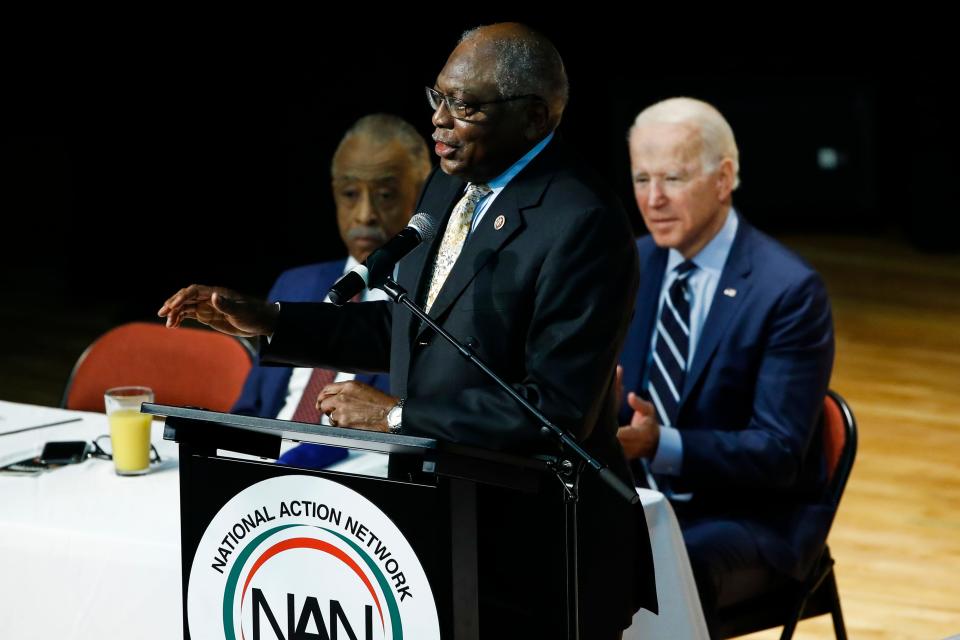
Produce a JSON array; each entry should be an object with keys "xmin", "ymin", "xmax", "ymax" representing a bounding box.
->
[{"xmin": 187, "ymin": 475, "xmax": 440, "ymax": 639}]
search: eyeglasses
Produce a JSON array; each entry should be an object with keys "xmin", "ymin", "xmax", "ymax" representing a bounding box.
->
[
  {"xmin": 90, "ymin": 435, "xmax": 162, "ymax": 465},
  {"xmin": 426, "ymin": 86, "xmax": 543, "ymax": 122}
]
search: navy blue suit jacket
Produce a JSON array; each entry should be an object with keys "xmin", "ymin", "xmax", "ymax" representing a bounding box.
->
[
  {"xmin": 619, "ymin": 219, "xmax": 835, "ymax": 580},
  {"xmin": 232, "ymin": 259, "xmax": 390, "ymax": 466}
]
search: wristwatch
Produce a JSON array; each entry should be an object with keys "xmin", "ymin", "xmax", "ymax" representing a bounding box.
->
[{"xmin": 386, "ymin": 398, "xmax": 405, "ymax": 434}]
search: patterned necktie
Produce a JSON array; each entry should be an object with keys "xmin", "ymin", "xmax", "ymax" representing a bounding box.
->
[
  {"xmin": 424, "ymin": 182, "xmax": 491, "ymax": 312},
  {"xmin": 647, "ymin": 260, "xmax": 698, "ymax": 427}
]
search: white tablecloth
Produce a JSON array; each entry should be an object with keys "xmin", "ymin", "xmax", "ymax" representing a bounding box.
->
[
  {"xmin": 0, "ymin": 401, "xmax": 182, "ymax": 640},
  {"xmin": 626, "ymin": 490, "xmax": 710, "ymax": 639},
  {"xmin": 0, "ymin": 400, "xmax": 707, "ymax": 639}
]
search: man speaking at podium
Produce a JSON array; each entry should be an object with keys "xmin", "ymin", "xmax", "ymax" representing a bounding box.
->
[{"xmin": 160, "ymin": 23, "xmax": 653, "ymax": 639}]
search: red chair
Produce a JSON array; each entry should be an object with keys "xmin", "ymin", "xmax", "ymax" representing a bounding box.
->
[
  {"xmin": 62, "ymin": 322, "xmax": 255, "ymax": 413},
  {"xmin": 716, "ymin": 390, "xmax": 857, "ymax": 639}
]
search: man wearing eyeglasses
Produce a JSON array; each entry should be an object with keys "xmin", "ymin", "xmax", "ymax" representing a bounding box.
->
[{"xmin": 160, "ymin": 22, "xmax": 654, "ymax": 639}]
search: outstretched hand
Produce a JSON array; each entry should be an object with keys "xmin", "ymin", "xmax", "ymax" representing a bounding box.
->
[{"xmin": 157, "ymin": 284, "xmax": 279, "ymax": 337}]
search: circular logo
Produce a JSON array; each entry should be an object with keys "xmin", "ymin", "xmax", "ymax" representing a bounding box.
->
[{"xmin": 187, "ymin": 474, "xmax": 440, "ymax": 639}]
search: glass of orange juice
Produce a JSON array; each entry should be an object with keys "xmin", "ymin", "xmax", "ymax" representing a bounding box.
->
[{"xmin": 104, "ymin": 386, "xmax": 155, "ymax": 475}]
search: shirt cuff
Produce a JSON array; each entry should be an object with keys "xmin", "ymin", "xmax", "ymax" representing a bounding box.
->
[{"xmin": 650, "ymin": 426, "xmax": 682, "ymax": 475}]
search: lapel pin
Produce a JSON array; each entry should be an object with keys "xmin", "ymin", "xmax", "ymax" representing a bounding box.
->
[
  {"xmin": 723, "ymin": 288, "xmax": 737, "ymax": 298},
  {"xmin": 494, "ymin": 214, "xmax": 506, "ymax": 230}
]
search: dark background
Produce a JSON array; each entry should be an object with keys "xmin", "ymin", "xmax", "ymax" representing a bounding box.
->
[{"xmin": 2, "ymin": 16, "xmax": 956, "ymax": 402}]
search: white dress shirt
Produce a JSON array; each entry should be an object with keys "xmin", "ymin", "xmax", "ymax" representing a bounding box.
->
[{"xmin": 275, "ymin": 255, "xmax": 389, "ymax": 422}]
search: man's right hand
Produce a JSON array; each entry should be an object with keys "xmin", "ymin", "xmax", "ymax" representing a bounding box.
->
[
  {"xmin": 157, "ymin": 285, "xmax": 279, "ymax": 338},
  {"xmin": 617, "ymin": 392, "xmax": 661, "ymax": 460}
]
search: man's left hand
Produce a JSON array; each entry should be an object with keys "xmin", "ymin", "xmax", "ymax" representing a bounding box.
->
[{"xmin": 316, "ymin": 381, "xmax": 398, "ymax": 432}]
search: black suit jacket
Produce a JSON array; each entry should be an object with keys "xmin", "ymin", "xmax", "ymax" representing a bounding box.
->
[{"xmin": 263, "ymin": 137, "xmax": 656, "ymax": 632}]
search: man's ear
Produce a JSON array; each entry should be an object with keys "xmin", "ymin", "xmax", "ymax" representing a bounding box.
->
[
  {"xmin": 716, "ymin": 158, "xmax": 736, "ymax": 200},
  {"xmin": 522, "ymin": 100, "xmax": 551, "ymax": 140}
]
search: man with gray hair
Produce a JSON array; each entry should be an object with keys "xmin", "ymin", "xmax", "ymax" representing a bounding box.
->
[
  {"xmin": 232, "ymin": 113, "xmax": 431, "ymax": 469},
  {"xmin": 617, "ymin": 97, "xmax": 835, "ymax": 636},
  {"xmin": 161, "ymin": 23, "xmax": 655, "ymax": 638}
]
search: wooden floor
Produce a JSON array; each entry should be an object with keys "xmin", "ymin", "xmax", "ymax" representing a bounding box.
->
[
  {"xmin": 738, "ymin": 235, "xmax": 960, "ymax": 639},
  {"xmin": 1, "ymin": 235, "xmax": 958, "ymax": 638}
]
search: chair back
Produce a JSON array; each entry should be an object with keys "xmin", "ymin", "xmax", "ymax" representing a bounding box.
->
[{"xmin": 63, "ymin": 322, "xmax": 254, "ymax": 413}]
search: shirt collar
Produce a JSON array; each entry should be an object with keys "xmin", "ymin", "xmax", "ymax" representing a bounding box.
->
[
  {"xmin": 666, "ymin": 207, "xmax": 739, "ymax": 275},
  {"xmin": 479, "ymin": 131, "xmax": 555, "ymax": 193},
  {"xmin": 344, "ymin": 255, "xmax": 360, "ymax": 273}
]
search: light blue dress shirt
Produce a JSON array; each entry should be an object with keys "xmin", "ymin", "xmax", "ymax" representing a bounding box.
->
[
  {"xmin": 649, "ymin": 208, "xmax": 739, "ymax": 475},
  {"xmin": 467, "ymin": 132, "xmax": 554, "ymax": 233}
]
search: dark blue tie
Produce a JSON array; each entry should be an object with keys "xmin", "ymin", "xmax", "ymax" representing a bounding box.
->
[{"xmin": 647, "ymin": 260, "xmax": 697, "ymax": 428}]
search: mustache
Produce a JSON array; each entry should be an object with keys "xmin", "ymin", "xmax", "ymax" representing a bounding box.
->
[
  {"xmin": 346, "ymin": 227, "xmax": 389, "ymax": 244},
  {"xmin": 432, "ymin": 132, "xmax": 459, "ymax": 147}
]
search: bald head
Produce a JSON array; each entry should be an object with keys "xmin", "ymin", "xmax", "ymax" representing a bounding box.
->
[
  {"xmin": 629, "ymin": 97, "xmax": 740, "ymax": 190},
  {"xmin": 458, "ymin": 23, "xmax": 568, "ymax": 130}
]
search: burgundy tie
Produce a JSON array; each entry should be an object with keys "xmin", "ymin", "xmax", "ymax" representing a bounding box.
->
[
  {"xmin": 290, "ymin": 291, "xmax": 361, "ymax": 423},
  {"xmin": 291, "ymin": 367, "xmax": 337, "ymax": 423}
]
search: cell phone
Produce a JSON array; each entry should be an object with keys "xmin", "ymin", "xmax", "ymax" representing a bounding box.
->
[
  {"xmin": 39, "ymin": 441, "xmax": 90, "ymax": 465},
  {"xmin": 0, "ymin": 457, "xmax": 46, "ymax": 475}
]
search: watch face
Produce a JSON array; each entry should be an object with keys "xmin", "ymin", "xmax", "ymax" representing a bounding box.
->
[{"xmin": 387, "ymin": 406, "xmax": 401, "ymax": 428}]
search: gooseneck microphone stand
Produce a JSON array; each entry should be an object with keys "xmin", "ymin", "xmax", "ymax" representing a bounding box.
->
[{"xmin": 379, "ymin": 276, "xmax": 640, "ymax": 640}]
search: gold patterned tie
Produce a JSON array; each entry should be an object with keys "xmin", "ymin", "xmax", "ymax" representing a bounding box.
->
[{"xmin": 424, "ymin": 182, "xmax": 492, "ymax": 312}]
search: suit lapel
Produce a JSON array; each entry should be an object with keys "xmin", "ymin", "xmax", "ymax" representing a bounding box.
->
[
  {"xmin": 415, "ymin": 188, "xmax": 524, "ymax": 330},
  {"xmin": 680, "ymin": 221, "xmax": 754, "ymax": 404},
  {"xmin": 318, "ymin": 260, "xmax": 346, "ymax": 301},
  {"xmin": 394, "ymin": 171, "xmax": 463, "ymax": 345},
  {"xmin": 625, "ymin": 246, "xmax": 668, "ymax": 396},
  {"xmin": 410, "ymin": 137, "xmax": 561, "ymax": 342}
]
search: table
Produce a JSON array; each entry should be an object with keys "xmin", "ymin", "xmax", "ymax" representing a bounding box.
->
[
  {"xmin": 626, "ymin": 490, "xmax": 710, "ymax": 639},
  {"xmin": 0, "ymin": 400, "xmax": 708, "ymax": 639},
  {"xmin": 0, "ymin": 400, "xmax": 181, "ymax": 639}
]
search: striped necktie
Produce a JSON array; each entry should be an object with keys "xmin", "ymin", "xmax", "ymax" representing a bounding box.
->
[{"xmin": 647, "ymin": 260, "xmax": 698, "ymax": 427}]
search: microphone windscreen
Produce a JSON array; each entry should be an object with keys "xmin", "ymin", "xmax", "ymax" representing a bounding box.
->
[{"xmin": 408, "ymin": 212, "xmax": 436, "ymax": 243}]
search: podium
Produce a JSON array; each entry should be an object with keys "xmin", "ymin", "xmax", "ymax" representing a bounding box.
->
[{"xmin": 145, "ymin": 403, "xmax": 581, "ymax": 640}]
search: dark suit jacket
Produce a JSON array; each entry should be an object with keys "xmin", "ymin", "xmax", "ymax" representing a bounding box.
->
[
  {"xmin": 232, "ymin": 260, "xmax": 389, "ymax": 467},
  {"xmin": 262, "ymin": 138, "xmax": 656, "ymax": 632},
  {"xmin": 619, "ymin": 218, "xmax": 835, "ymax": 580}
]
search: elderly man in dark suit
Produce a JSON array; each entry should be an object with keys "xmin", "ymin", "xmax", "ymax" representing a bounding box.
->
[{"xmin": 160, "ymin": 23, "xmax": 653, "ymax": 639}]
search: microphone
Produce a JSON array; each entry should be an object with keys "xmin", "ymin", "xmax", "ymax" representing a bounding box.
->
[{"xmin": 328, "ymin": 212, "xmax": 436, "ymax": 306}]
